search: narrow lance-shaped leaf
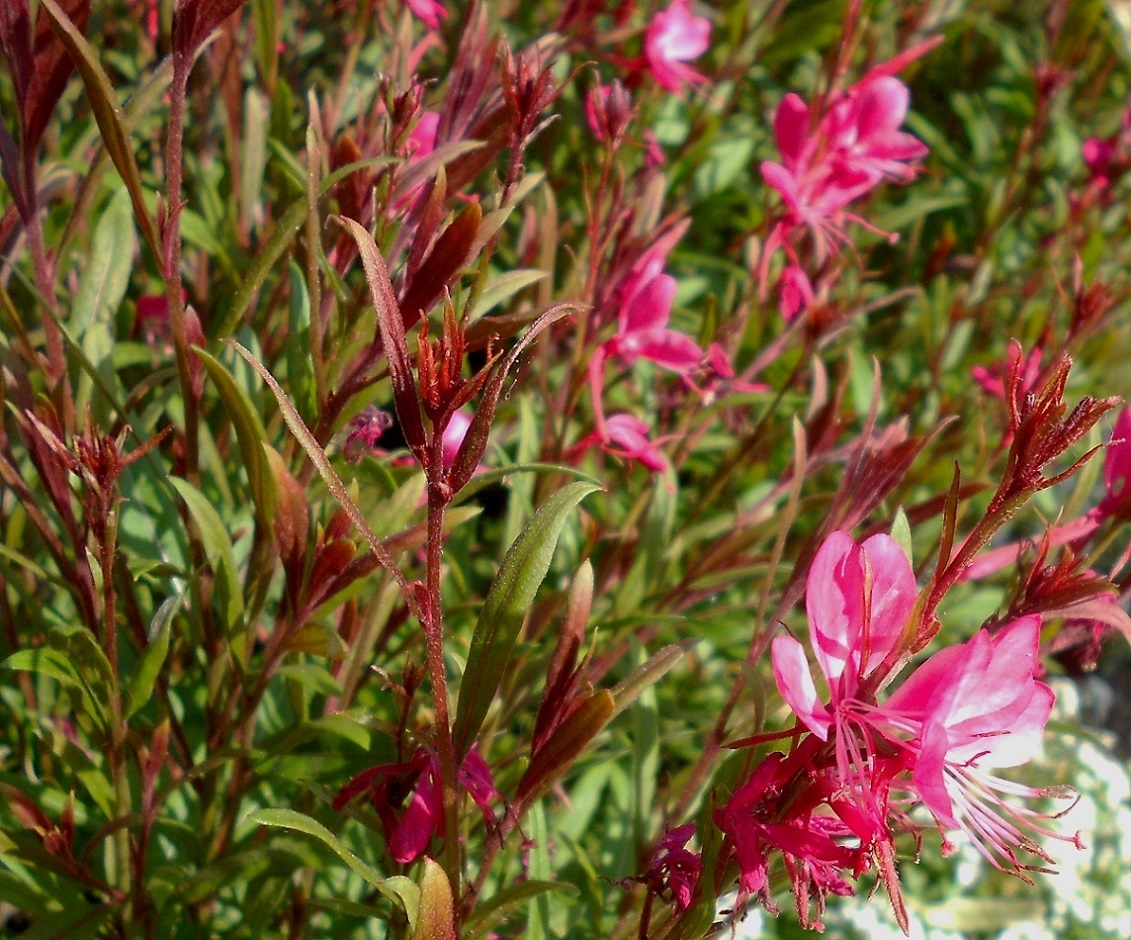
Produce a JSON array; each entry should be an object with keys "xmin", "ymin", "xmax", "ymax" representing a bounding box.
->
[
  {"xmin": 40, "ymin": 0, "xmax": 160, "ymax": 259},
  {"xmin": 195, "ymin": 348, "xmax": 277, "ymax": 538},
  {"xmin": 126, "ymin": 592, "xmax": 182, "ymax": 719},
  {"xmin": 336, "ymin": 216, "xmax": 426, "ymax": 455},
  {"xmin": 514, "ymin": 690, "xmax": 615, "ymax": 812},
  {"xmin": 248, "ymin": 808, "xmax": 420, "ymax": 918},
  {"xmin": 609, "ymin": 639, "xmax": 699, "ymax": 722},
  {"xmin": 399, "ymin": 202, "xmax": 481, "ymax": 330},
  {"xmin": 452, "ymin": 480, "xmax": 600, "ymax": 759}
]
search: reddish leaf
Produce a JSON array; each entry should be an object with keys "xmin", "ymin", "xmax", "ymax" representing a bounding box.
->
[{"xmin": 172, "ymin": 0, "xmax": 248, "ymax": 62}]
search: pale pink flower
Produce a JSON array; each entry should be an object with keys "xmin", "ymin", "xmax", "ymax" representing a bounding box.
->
[
  {"xmin": 772, "ymin": 531, "xmax": 917, "ymax": 743},
  {"xmin": 404, "ymin": 0, "xmax": 447, "ymax": 30},
  {"xmin": 644, "ymin": 0, "xmax": 711, "ymax": 94},
  {"xmin": 884, "ymin": 617, "xmax": 1079, "ymax": 872},
  {"xmin": 441, "ymin": 408, "xmax": 473, "ymax": 469}
]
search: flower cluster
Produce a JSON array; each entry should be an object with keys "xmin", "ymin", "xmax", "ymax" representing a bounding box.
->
[
  {"xmin": 760, "ymin": 39, "xmax": 940, "ymax": 300},
  {"xmin": 709, "ymin": 531, "xmax": 1080, "ymax": 930}
]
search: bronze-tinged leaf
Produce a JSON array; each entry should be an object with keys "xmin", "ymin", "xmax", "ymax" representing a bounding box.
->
[
  {"xmin": 26, "ymin": 0, "xmax": 89, "ymax": 156},
  {"xmin": 0, "ymin": 2, "xmax": 34, "ymax": 127},
  {"xmin": 514, "ymin": 690, "xmax": 614, "ymax": 813},
  {"xmin": 337, "ymin": 216, "xmax": 426, "ymax": 454},
  {"xmin": 398, "ymin": 202, "xmax": 482, "ymax": 330},
  {"xmin": 263, "ymin": 444, "xmax": 308, "ymax": 572},
  {"xmin": 39, "ymin": 0, "xmax": 160, "ymax": 258},
  {"xmin": 172, "ymin": 0, "xmax": 248, "ymax": 62},
  {"xmin": 410, "ymin": 858, "xmax": 457, "ymax": 940}
]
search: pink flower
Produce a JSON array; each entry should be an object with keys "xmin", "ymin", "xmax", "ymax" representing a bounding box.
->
[
  {"xmin": 644, "ymin": 0, "xmax": 711, "ymax": 94},
  {"xmin": 334, "ymin": 747, "xmax": 497, "ymax": 864},
  {"xmin": 771, "ymin": 531, "xmax": 917, "ymax": 822},
  {"xmin": 569, "ymin": 413, "xmax": 668, "ymax": 472},
  {"xmin": 588, "ymin": 236, "xmax": 703, "ymax": 438},
  {"xmin": 772, "ymin": 531, "xmax": 916, "ymax": 742},
  {"xmin": 760, "ymin": 38, "xmax": 939, "ymax": 274},
  {"xmin": 777, "ymin": 265, "xmax": 814, "ymax": 321},
  {"xmin": 1099, "ymin": 406, "xmax": 1131, "ymax": 515},
  {"xmin": 441, "ymin": 408, "xmax": 473, "ymax": 469},
  {"xmin": 972, "ymin": 341, "xmax": 1043, "ymax": 402},
  {"xmin": 602, "ymin": 413, "xmax": 668, "ymax": 470},
  {"xmin": 885, "ymin": 617, "xmax": 1079, "ymax": 872},
  {"xmin": 607, "ymin": 256, "xmax": 703, "ymax": 372},
  {"xmin": 404, "ymin": 0, "xmax": 447, "ymax": 30}
]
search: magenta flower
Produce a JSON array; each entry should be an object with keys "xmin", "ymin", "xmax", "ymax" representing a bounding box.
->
[
  {"xmin": 884, "ymin": 617, "xmax": 1078, "ymax": 872},
  {"xmin": 607, "ymin": 259, "xmax": 703, "ymax": 372},
  {"xmin": 715, "ymin": 740, "xmax": 860, "ymax": 923},
  {"xmin": 404, "ymin": 0, "xmax": 446, "ymax": 30},
  {"xmin": 972, "ymin": 341, "xmax": 1043, "ymax": 403},
  {"xmin": 390, "ymin": 110, "xmax": 440, "ymax": 214},
  {"xmin": 334, "ymin": 747, "xmax": 497, "ymax": 864},
  {"xmin": 644, "ymin": 0, "xmax": 711, "ymax": 94},
  {"xmin": 777, "ymin": 265, "xmax": 814, "ymax": 321},
  {"xmin": 642, "ymin": 824, "xmax": 701, "ymax": 912},
  {"xmin": 1099, "ymin": 406, "xmax": 1131, "ymax": 515}
]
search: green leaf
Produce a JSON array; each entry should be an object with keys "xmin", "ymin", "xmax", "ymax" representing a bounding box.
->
[
  {"xmin": 70, "ymin": 186, "xmax": 135, "ymax": 338},
  {"xmin": 453, "ymin": 481, "xmax": 600, "ymax": 758},
  {"xmin": 277, "ymin": 662, "xmax": 343, "ymax": 698},
  {"xmin": 890, "ymin": 508, "xmax": 914, "ymax": 564},
  {"xmin": 241, "ymin": 88, "xmax": 270, "ymax": 234},
  {"xmin": 464, "ymin": 881, "xmax": 576, "ymax": 940},
  {"xmin": 4, "ymin": 629, "xmax": 116, "ymax": 731},
  {"xmin": 40, "ymin": 0, "xmax": 159, "ymax": 259},
  {"xmin": 469, "ymin": 268, "xmax": 549, "ymax": 320},
  {"xmin": 170, "ymin": 477, "xmax": 244, "ymax": 631},
  {"xmin": 525, "ymin": 801, "xmax": 553, "ymax": 940},
  {"xmin": 609, "ymin": 640, "xmax": 698, "ymax": 722},
  {"xmin": 195, "ymin": 348, "xmax": 276, "ymax": 538},
  {"xmin": 126, "ymin": 592, "xmax": 182, "ymax": 719},
  {"xmin": 247, "ymin": 808, "xmax": 419, "ymax": 916},
  {"xmin": 410, "ymin": 858, "xmax": 456, "ymax": 940}
]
